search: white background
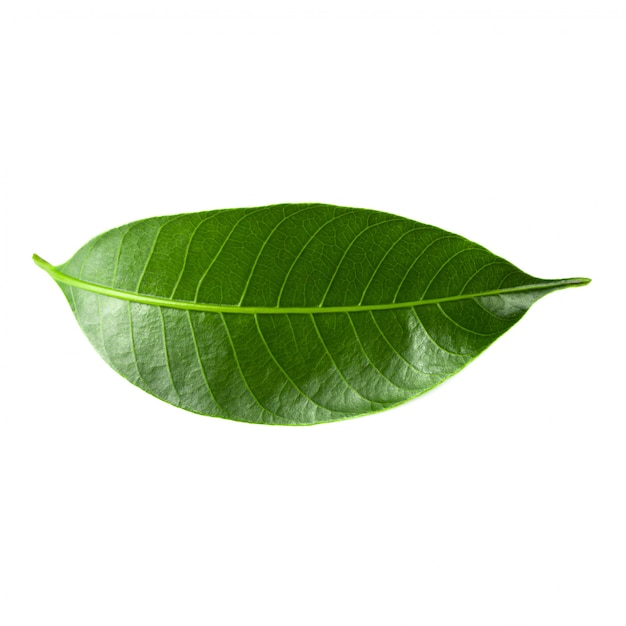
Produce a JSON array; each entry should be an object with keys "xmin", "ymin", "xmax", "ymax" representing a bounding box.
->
[{"xmin": 1, "ymin": 2, "xmax": 624, "ymax": 625}]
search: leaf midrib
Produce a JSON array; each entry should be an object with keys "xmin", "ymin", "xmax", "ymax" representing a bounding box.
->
[{"xmin": 33, "ymin": 254, "xmax": 590, "ymax": 314}]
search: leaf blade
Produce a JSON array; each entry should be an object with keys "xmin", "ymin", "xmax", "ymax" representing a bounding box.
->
[{"xmin": 33, "ymin": 203, "xmax": 590, "ymax": 424}]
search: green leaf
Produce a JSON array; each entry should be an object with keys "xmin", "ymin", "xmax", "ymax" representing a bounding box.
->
[{"xmin": 33, "ymin": 203, "xmax": 589, "ymax": 425}]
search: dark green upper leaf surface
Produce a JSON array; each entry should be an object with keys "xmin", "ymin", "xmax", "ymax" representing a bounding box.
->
[{"xmin": 34, "ymin": 203, "xmax": 589, "ymax": 424}]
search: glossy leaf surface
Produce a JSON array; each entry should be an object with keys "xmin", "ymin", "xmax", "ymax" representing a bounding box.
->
[{"xmin": 34, "ymin": 204, "xmax": 589, "ymax": 424}]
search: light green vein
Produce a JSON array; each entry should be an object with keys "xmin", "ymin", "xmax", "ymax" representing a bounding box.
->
[
  {"xmin": 96, "ymin": 295, "xmax": 112, "ymax": 364},
  {"xmin": 127, "ymin": 301, "xmax": 156, "ymax": 392},
  {"xmin": 186, "ymin": 310, "xmax": 228, "ymax": 415},
  {"xmin": 254, "ymin": 314, "xmax": 349, "ymax": 418},
  {"xmin": 159, "ymin": 308, "xmax": 182, "ymax": 406},
  {"xmin": 33, "ymin": 254, "xmax": 590, "ymax": 315},
  {"xmin": 345, "ymin": 313, "xmax": 413, "ymax": 392},
  {"xmin": 459, "ymin": 260, "xmax": 524, "ymax": 320},
  {"xmin": 309, "ymin": 314, "xmax": 380, "ymax": 406},
  {"xmin": 318, "ymin": 217, "xmax": 405, "ymax": 306},
  {"xmin": 136, "ymin": 215, "xmax": 185, "ymax": 292},
  {"xmin": 219, "ymin": 313, "xmax": 281, "ymax": 423},
  {"xmin": 358, "ymin": 225, "xmax": 433, "ymax": 305},
  {"xmin": 436, "ymin": 303, "xmax": 504, "ymax": 338},
  {"xmin": 392, "ymin": 234, "xmax": 459, "ymax": 302},
  {"xmin": 418, "ymin": 246, "xmax": 483, "ymax": 299},
  {"xmin": 238, "ymin": 204, "xmax": 317, "ymax": 305},
  {"xmin": 411, "ymin": 307, "xmax": 471, "ymax": 359},
  {"xmin": 276, "ymin": 208, "xmax": 362, "ymax": 306},
  {"xmin": 78, "ymin": 238, "xmax": 100, "ymax": 279},
  {"xmin": 111, "ymin": 228, "xmax": 128, "ymax": 288},
  {"xmin": 193, "ymin": 207, "xmax": 267, "ymax": 302},
  {"xmin": 368, "ymin": 310, "xmax": 430, "ymax": 377},
  {"xmin": 170, "ymin": 213, "xmax": 220, "ymax": 298}
]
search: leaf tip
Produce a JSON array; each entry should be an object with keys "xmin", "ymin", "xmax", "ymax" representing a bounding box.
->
[{"xmin": 569, "ymin": 277, "xmax": 592, "ymax": 287}]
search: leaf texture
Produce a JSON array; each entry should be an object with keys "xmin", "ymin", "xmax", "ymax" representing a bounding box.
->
[{"xmin": 33, "ymin": 203, "xmax": 589, "ymax": 424}]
